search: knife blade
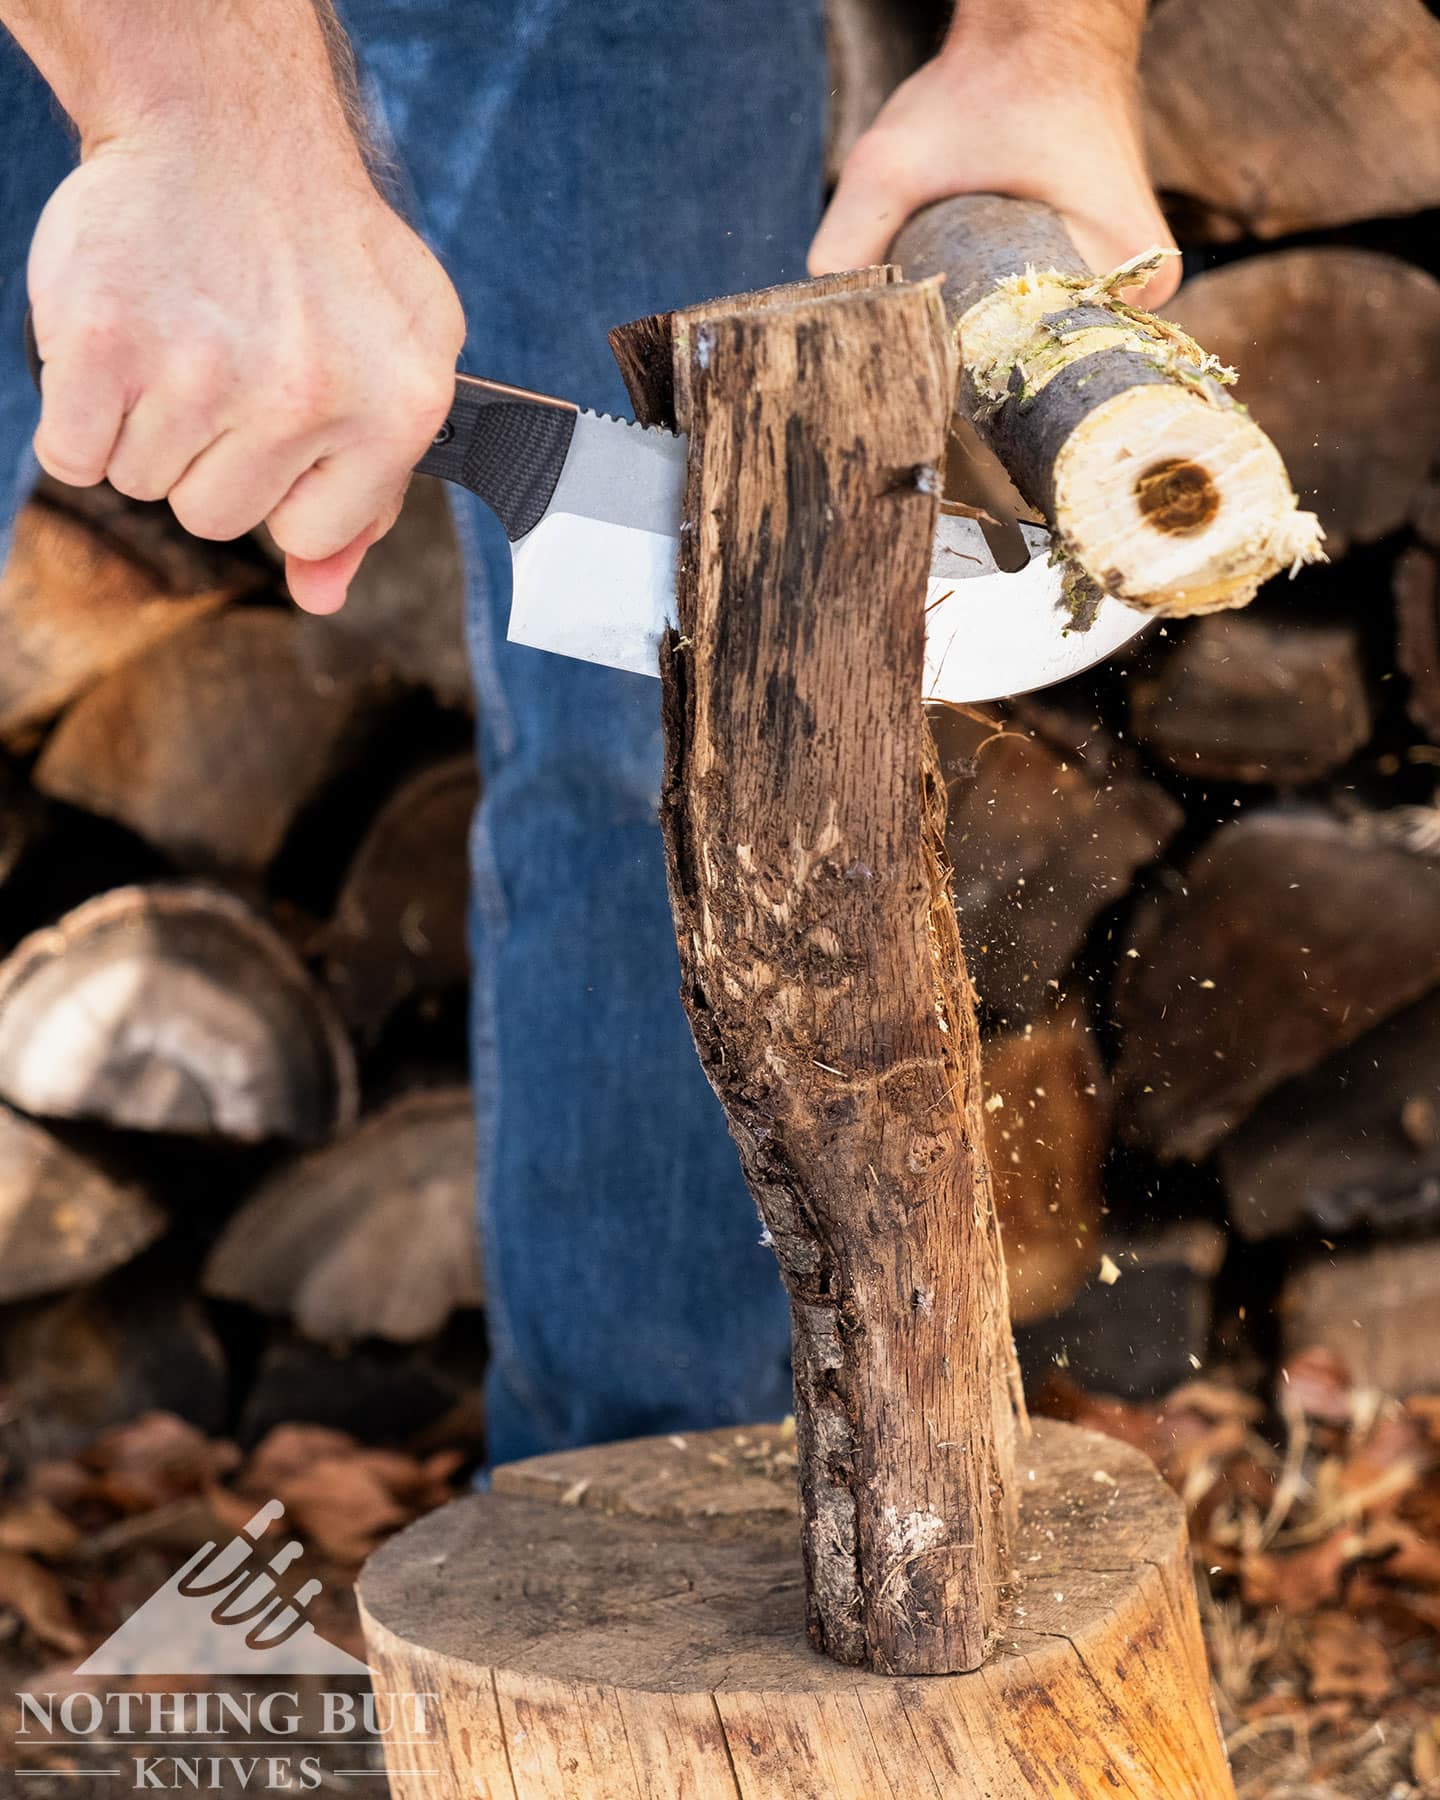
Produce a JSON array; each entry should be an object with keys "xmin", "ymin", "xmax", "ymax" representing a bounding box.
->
[
  {"xmin": 415, "ymin": 374, "xmax": 1149, "ymax": 703},
  {"xmin": 19, "ymin": 314, "xmax": 1149, "ymax": 702}
]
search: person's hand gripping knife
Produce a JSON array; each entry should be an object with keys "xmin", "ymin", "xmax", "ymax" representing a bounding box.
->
[{"xmin": 4, "ymin": 0, "xmax": 465, "ymax": 616}]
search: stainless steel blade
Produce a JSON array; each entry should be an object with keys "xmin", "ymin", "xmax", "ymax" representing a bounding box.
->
[
  {"xmin": 506, "ymin": 409, "xmax": 687, "ymax": 677},
  {"xmin": 505, "ymin": 410, "xmax": 1151, "ymax": 701},
  {"xmin": 921, "ymin": 516, "xmax": 1150, "ymax": 703}
]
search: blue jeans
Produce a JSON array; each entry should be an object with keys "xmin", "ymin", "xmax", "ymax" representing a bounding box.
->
[{"xmin": 0, "ymin": 3, "xmax": 825, "ymax": 1461}]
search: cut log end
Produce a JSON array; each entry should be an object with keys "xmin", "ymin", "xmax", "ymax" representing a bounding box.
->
[
  {"xmin": 359, "ymin": 1418, "xmax": 1235, "ymax": 1800},
  {"xmin": 1052, "ymin": 378, "xmax": 1325, "ymax": 616},
  {"xmin": 0, "ymin": 886, "xmax": 357, "ymax": 1143}
]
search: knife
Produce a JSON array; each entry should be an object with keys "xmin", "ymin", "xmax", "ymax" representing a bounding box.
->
[
  {"xmin": 409, "ymin": 372, "xmax": 1146, "ymax": 704},
  {"xmin": 24, "ymin": 321, "xmax": 1148, "ymax": 703}
]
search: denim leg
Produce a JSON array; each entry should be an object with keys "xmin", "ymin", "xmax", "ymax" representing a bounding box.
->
[
  {"xmin": 0, "ymin": 37, "xmax": 76, "ymax": 557},
  {"xmin": 345, "ymin": 0, "xmax": 826, "ymax": 1457}
]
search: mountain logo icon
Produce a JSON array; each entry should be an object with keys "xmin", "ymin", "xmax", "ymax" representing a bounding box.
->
[{"xmin": 76, "ymin": 1499, "xmax": 370, "ymax": 1677}]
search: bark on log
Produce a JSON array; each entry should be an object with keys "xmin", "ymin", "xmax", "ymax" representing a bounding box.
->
[
  {"xmin": 0, "ymin": 885, "xmax": 357, "ymax": 1143},
  {"xmin": 34, "ymin": 609, "xmax": 386, "ymax": 877},
  {"xmin": 1140, "ymin": 0, "xmax": 1440, "ymax": 240},
  {"xmin": 0, "ymin": 1104, "xmax": 164, "ymax": 1303},
  {"xmin": 1115, "ymin": 811, "xmax": 1440, "ymax": 1161},
  {"xmin": 612, "ymin": 275, "xmax": 1019, "ymax": 1674},
  {"xmin": 1219, "ymin": 988, "xmax": 1440, "ymax": 1241},
  {"xmin": 892, "ymin": 195, "xmax": 1323, "ymax": 616},
  {"xmin": 204, "ymin": 1087, "xmax": 481, "ymax": 1344},
  {"xmin": 318, "ymin": 753, "xmax": 477, "ymax": 1038},
  {"xmin": 1129, "ymin": 610, "xmax": 1372, "ymax": 784},
  {"xmin": 982, "ymin": 1008, "xmax": 1107, "ymax": 1325},
  {"xmin": 1396, "ymin": 547, "xmax": 1440, "ymax": 743},
  {"xmin": 0, "ymin": 500, "xmax": 234, "ymax": 750},
  {"xmin": 359, "ymin": 1418, "xmax": 1235, "ymax": 1799},
  {"xmin": 936, "ymin": 705, "xmax": 1181, "ymax": 1020},
  {"xmin": 1166, "ymin": 250, "xmax": 1440, "ymax": 555}
]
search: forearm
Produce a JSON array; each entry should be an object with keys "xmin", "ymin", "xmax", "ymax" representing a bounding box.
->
[{"xmin": 0, "ymin": 0, "xmax": 358, "ymax": 163}]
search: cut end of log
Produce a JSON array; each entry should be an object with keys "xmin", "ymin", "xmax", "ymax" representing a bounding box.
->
[
  {"xmin": 0, "ymin": 886, "xmax": 358, "ymax": 1143},
  {"xmin": 1053, "ymin": 379, "xmax": 1325, "ymax": 616},
  {"xmin": 942, "ymin": 247, "xmax": 1326, "ymax": 616}
]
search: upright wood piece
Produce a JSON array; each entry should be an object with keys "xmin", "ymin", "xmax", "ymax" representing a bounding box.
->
[{"xmin": 613, "ymin": 275, "xmax": 1017, "ymax": 1675}]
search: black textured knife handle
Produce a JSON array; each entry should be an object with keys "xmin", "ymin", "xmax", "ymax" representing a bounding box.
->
[
  {"xmin": 22, "ymin": 310, "xmax": 576, "ymax": 545},
  {"xmin": 415, "ymin": 374, "xmax": 578, "ymax": 541}
]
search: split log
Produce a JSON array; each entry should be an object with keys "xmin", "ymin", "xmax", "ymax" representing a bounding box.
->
[
  {"xmin": 359, "ymin": 1418, "xmax": 1235, "ymax": 1799},
  {"xmin": 34, "ymin": 609, "xmax": 386, "ymax": 877},
  {"xmin": 204, "ymin": 1087, "xmax": 481, "ymax": 1344},
  {"xmin": 1129, "ymin": 610, "xmax": 1372, "ymax": 784},
  {"xmin": 0, "ymin": 1104, "xmax": 164, "ymax": 1303},
  {"xmin": 0, "ymin": 499, "xmax": 234, "ymax": 749},
  {"xmin": 1018, "ymin": 1224, "xmax": 1226, "ymax": 1402},
  {"xmin": 612, "ymin": 273, "xmax": 1018, "ymax": 1674},
  {"xmin": 290, "ymin": 475, "xmax": 472, "ymax": 711},
  {"xmin": 0, "ymin": 885, "xmax": 358, "ymax": 1143},
  {"xmin": 1115, "ymin": 811, "xmax": 1440, "ymax": 1161},
  {"xmin": 982, "ymin": 1009, "xmax": 1108, "ymax": 1324},
  {"xmin": 1166, "ymin": 250, "xmax": 1440, "ymax": 555},
  {"xmin": 1141, "ymin": 0, "xmax": 1440, "ymax": 240},
  {"xmin": 937, "ymin": 705, "xmax": 1182, "ymax": 1020},
  {"xmin": 318, "ymin": 753, "xmax": 477, "ymax": 1038},
  {"xmin": 1219, "ymin": 988, "xmax": 1440, "ymax": 1241},
  {"xmin": 893, "ymin": 195, "xmax": 1323, "ymax": 616},
  {"xmin": 1396, "ymin": 547, "xmax": 1440, "ymax": 743},
  {"xmin": 1, "ymin": 1262, "xmax": 226, "ymax": 1461},
  {"xmin": 1280, "ymin": 1240, "xmax": 1440, "ymax": 1397}
]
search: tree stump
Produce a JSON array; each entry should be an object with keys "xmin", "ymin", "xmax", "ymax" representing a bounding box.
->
[{"xmin": 359, "ymin": 1417, "xmax": 1234, "ymax": 1799}]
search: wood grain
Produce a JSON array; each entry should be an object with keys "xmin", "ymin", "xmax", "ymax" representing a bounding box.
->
[
  {"xmin": 359, "ymin": 1417, "xmax": 1235, "ymax": 1798},
  {"xmin": 614, "ymin": 275, "xmax": 1017, "ymax": 1673}
]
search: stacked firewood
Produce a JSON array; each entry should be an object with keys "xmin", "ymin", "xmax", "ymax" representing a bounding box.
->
[
  {"xmin": 923, "ymin": 0, "xmax": 1440, "ymax": 1403},
  {"xmin": 0, "ymin": 475, "xmax": 484, "ymax": 1462},
  {"xmin": 0, "ymin": 0, "xmax": 1436, "ymax": 1468}
]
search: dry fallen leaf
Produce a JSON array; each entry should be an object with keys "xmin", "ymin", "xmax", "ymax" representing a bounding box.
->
[
  {"xmin": 82, "ymin": 1412, "xmax": 239, "ymax": 1514},
  {"xmin": 0, "ymin": 1548, "xmax": 86, "ymax": 1655},
  {"xmin": 0, "ymin": 1494, "xmax": 80, "ymax": 1560},
  {"xmin": 1301, "ymin": 1609, "xmax": 1393, "ymax": 1704}
]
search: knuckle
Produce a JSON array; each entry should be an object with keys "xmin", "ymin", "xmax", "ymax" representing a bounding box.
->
[
  {"xmin": 108, "ymin": 464, "xmax": 170, "ymax": 504},
  {"xmin": 34, "ymin": 439, "xmax": 103, "ymax": 488},
  {"xmin": 269, "ymin": 361, "xmax": 343, "ymax": 437},
  {"xmin": 169, "ymin": 494, "xmax": 242, "ymax": 542},
  {"xmin": 398, "ymin": 367, "xmax": 455, "ymax": 438},
  {"xmin": 268, "ymin": 511, "xmax": 346, "ymax": 564}
]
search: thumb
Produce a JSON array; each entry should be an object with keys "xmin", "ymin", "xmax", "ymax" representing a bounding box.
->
[
  {"xmin": 808, "ymin": 144, "xmax": 918, "ymax": 276},
  {"xmin": 284, "ymin": 522, "xmax": 381, "ymax": 615}
]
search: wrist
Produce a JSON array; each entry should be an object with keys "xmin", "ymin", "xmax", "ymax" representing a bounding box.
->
[
  {"xmin": 939, "ymin": 1, "xmax": 1144, "ymax": 88},
  {"xmin": 10, "ymin": 0, "xmax": 363, "ymax": 174}
]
